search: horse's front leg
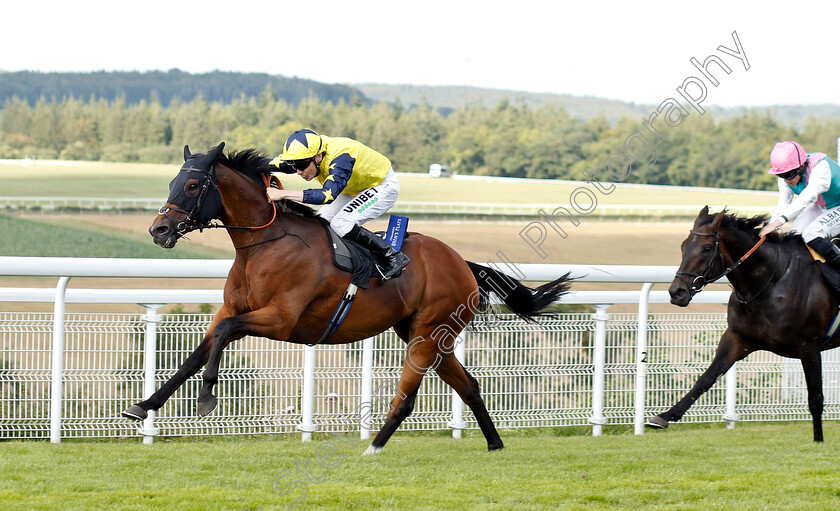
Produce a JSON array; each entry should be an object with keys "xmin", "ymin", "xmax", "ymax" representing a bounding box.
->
[
  {"xmin": 800, "ymin": 347, "xmax": 824, "ymax": 442},
  {"xmin": 647, "ymin": 329, "xmax": 750, "ymax": 429},
  {"xmin": 197, "ymin": 306, "xmax": 296, "ymax": 416},
  {"xmin": 122, "ymin": 305, "xmax": 236, "ymax": 420}
]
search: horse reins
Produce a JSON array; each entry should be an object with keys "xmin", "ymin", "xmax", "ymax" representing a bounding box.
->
[
  {"xmin": 160, "ymin": 169, "xmax": 307, "ymax": 250},
  {"xmin": 675, "ymin": 230, "xmax": 768, "ymax": 301}
]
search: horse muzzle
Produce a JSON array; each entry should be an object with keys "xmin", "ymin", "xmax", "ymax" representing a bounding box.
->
[
  {"xmin": 149, "ymin": 215, "xmax": 179, "ymax": 249},
  {"xmin": 668, "ymin": 279, "xmax": 692, "ymax": 307}
]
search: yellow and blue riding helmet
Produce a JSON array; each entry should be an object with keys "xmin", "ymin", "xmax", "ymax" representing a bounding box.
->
[{"xmin": 277, "ymin": 129, "xmax": 323, "ymax": 161}]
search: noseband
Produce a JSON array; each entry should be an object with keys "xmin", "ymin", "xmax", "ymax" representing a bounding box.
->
[
  {"xmin": 158, "ymin": 165, "xmax": 218, "ymax": 237},
  {"xmin": 158, "ymin": 166, "xmax": 296, "ymax": 249},
  {"xmin": 675, "ymin": 230, "xmax": 726, "ymax": 296},
  {"xmin": 675, "ymin": 229, "xmax": 768, "ymax": 298}
]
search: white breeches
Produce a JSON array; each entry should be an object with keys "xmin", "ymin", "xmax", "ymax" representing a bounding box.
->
[
  {"xmin": 790, "ymin": 204, "xmax": 840, "ymax": 242},
  {"xmin": 317, "ymin": 168, "xmax": 400, "ymax": 236}
]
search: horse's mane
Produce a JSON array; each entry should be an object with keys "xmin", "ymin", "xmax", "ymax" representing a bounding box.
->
[
  {"xmin": 220, "ymin": 148, "xmax": 318, "ymax": 218},
  {"xmin": 702, "ymin": 210, "xmax": 799, "ymax": 244}
]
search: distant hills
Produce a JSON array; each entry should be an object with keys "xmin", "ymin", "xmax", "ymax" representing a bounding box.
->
[
  {"xmin": 355, "ymin": 83, "xmax": 653, "ymax": 122},
  {"xmin": 0, "ymin": 69, "xmax": 365, "ymax": 107},
  {"xmin": 1, "ymin": 70, "xmax": 838, "ymax": 127},
  {"xmin": 355, "ymin": 83, "xmax": 840, "ymax": 127}
]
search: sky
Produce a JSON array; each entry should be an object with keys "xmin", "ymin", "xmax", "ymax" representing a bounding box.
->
[{"xmin": 3, "ymin": 0, "xmax": 838, "ymax": 108}]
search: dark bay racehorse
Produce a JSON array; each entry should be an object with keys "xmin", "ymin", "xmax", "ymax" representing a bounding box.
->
[
  {"xmin": 122, "ymin": 143, "xmax": 572, "ymax": 453},
  {"xmin": 648, "ymin": 206, "xmax": 840, "ymax": 442}
]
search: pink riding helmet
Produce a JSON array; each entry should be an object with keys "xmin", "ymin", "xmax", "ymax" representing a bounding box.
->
[{"xmin": 768, "ymin": 140, "xmax": 807, "ymax": 174}]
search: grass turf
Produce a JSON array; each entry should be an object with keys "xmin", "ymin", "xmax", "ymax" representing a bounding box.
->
[
  {"xmin": 1, "ymin": 423, "xmax": 838, "ymax": 510},
  {"xmin": 0, "ymin": 160, "xmax": 777, "ymax": 206},
  {"xmin": 0, "ymin": 214, "xmax": 228, "ymax": 258}
]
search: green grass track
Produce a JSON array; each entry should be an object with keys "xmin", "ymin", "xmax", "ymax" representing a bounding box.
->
[
  {"xmin": 0, "ymin": 214, "xmax": 228, "ymax": 258},
  {"xmin": 1, "ymin": 424, "xmax": 838, "ymax": 510}
]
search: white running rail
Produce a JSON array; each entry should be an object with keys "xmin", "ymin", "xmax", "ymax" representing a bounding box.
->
[{"xmin": 1, "ymin": 257, "xmax": 838, "ymax": 445}]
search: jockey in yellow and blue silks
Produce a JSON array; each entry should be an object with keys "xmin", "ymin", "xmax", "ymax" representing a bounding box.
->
[{"xmin": 265, "ymin": 128, "xmax": 410, "ymax": 280}]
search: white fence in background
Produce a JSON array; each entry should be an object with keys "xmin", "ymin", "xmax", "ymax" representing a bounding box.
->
[
  {"xmin": 1, "ymin": 257, "xmax": 839, "ymax": 445},
  {"xmin": 0, "ymin": 196, "xmax": 769, "ymax": 218}
]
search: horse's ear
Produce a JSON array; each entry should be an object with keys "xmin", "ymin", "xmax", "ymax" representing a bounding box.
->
[
  {"xmin": 694, "ymin": 206, "xmax": 710, "ymax": 228},
  {"xmin": 184, "ymin": 145, "xmax": 191, "ymax": 161},
  {"xmin": 711, "ymin": 211, "xmax": 726, "ymax": 229},
  {"xmin": 208, "ymin": 142, "xmax": 225, "ymax": 163}
]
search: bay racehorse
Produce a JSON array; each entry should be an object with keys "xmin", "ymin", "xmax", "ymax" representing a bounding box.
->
[
  {"xmin": 647, "ymin": 206, "xmax": 840, "ymax": 441},
  {"xmin": 122, "ymin": 142, "xmax": 572, "ymax": 453}
]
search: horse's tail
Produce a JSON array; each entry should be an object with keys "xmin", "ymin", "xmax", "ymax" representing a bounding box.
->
[{"xmin": 466, "ymin": 261, "xmax": 574, "ymax": 323}]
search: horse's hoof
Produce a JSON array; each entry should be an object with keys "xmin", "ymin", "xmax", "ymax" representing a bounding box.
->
[
  {"xmin": 121, "ymin": 404, "xmax": 147, "ymax": 421},
  {"xmin": 488, "ymin": 442, "xmax": 504, "ymax": 451},
  {"xmin": 197, "ymin": 395, "xmax": 218, "ymax": 417},
  {"xmin": 362, "ymin": 445, "xmax": 383, "ymax": 456},
  {"xmin": 645, "ymin": 416, "xmax": 669, "ymax": 429}
]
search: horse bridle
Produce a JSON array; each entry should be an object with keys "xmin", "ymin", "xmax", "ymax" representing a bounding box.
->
[
  {"xmin": 158, "ymin": 165, "xmax": 219, "ymax": 237},
  {"xmin": 156, "ymin": 165, "xmax": 307, "ymax": 250},
  {"xmin": 675, "ymin": 230, "xmax": 726, "ymax": 296},
  {"xmin": 675, "ymin": 229, "xmax": 768, "ymax": 298}
]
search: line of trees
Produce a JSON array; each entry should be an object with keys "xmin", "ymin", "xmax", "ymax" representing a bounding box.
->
[
  {"xmin": 2, "ymin": 90, "xmax": 839, "ymax": 191},
  {"xmin": 0, "ymin": 70, "xmax": 363, "ymax": 108}
]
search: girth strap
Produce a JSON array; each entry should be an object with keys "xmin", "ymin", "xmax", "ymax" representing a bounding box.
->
[
  {"xmin": 308, "ymin": 283, "xmax": 359, "ymax": 346},
  {"xmin": 823, "ymin": 306, "xmax": 840, "ymax": 348}
]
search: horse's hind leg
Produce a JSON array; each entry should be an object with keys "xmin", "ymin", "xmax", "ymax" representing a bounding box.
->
[
  {"xmin": 800, "ymin": 347, "xmax": 824, "ymax": 442},
  {"xmin": 647, "ymin": 330, "xmax": 750, "ymax": 429},
  {"xmin": 365, "ymin": 387, "xmax": 420, "ymax": 455},
  {"xmin": 434, "ymin": 352, "xmax": 503, "ymax": 451},
  {"xmin": 365, "ymin": 347, "xmax": 437, "ymax": 455}
]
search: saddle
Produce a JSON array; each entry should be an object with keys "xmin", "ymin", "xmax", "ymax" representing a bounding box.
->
[
  {"xmin": 806, "ymin": 240, "xmax": 840, "ymax": 346},
  {"xmin": 319, "ymin": 215, "xmax": 409, "ymax": 289}
]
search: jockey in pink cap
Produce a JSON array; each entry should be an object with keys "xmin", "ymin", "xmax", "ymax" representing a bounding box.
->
[{"xmin": 759, "ymin": 140, "xmax": 840, "ymax": 269}]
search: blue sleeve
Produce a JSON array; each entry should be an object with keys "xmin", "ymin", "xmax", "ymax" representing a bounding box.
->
[
  {"xmin": 271, "ymin": 160, "xmax": 297, "ymax": 175},
  {"xmin": 302, "ymin": 153, "xmax": 356, "ymax": 204}
]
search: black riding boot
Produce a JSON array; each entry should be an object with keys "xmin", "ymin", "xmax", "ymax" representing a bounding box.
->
[
  {"xmin": 344, "ymin": 225, "xmax": 410, "ymax": 280},
  {"xmin": 808, "ymin": 237, "xmax": 840, "ymax": 270}
]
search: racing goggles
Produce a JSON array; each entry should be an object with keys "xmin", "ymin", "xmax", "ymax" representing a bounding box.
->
[{"xmin": 290, "ymin": 158, "xmax": 313, "ymax": 171}]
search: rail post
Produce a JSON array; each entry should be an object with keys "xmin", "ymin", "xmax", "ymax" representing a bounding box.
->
[
  {"xmin": 299, "ymin": 345, "xmax": 317, "ymax": 441},
  {"xmin": 449, "ymin": 330, "xmax": 468, "ymax": 439},
  {"xmin": 724, "ymin": 363, "xmax": 739, "ymax": 429},
  {"xmin": 360, "ymin": 336, "xmax": 374, "ymax": 440},
  {"xmin": 49, "ymin": 277, "xmax": 70, "ymax": 444},
  {"xmin": 634, "ymin": 283, "xmax": 654, "ymax": 435},
  {"xmin": 590, "ymin": 305, "xmax": 610, "ymax": 436},
  {"xmin": 138, "ymin": 303, "xmax": 164, "ymax": 444}
]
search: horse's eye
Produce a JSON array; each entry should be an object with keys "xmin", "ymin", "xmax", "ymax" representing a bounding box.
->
[{"xmin": 703, "ymin": 244, "xmax": 712, "ymax": 252}]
